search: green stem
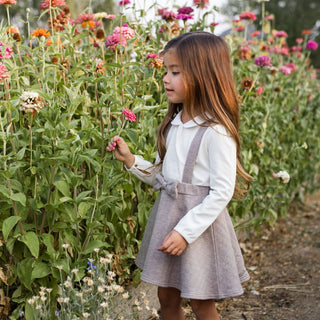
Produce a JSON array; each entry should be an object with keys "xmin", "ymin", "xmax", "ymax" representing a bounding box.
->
[{"xmin": 6, "ymin": 4, "xmax": 10, "ymax": 26}]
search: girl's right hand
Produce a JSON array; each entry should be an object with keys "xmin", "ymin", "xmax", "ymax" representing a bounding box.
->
[{"xmin": 107, "ymin": 136, "xmax": 135, "ymax": 168}]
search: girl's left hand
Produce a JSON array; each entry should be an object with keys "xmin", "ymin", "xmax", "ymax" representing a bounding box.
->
[{"xmin": 158, "ymin": 230, "xmax": 187, "ymax": 256}]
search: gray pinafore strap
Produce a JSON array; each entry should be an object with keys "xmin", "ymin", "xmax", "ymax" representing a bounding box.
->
[{"xmin": 182, "ymin": 126, "xmax": 208, "ymax": 184}]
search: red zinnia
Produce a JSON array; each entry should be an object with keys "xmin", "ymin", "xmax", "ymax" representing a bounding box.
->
[{"xmin": 240, "ymin": 11, "xmax": 257, "ymax": 21}]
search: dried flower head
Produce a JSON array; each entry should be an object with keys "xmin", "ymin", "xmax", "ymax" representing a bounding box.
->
[
  {"xmin": 19, "ymin": 91, "xmax": 44, "ymax": 113},
  {"xmin": 96, "ymin": 28, "xmax": 105, "ymax": 40},
  {"xmin": 51, "ymin": 56, "xmax": 59, "ymax": 65}
]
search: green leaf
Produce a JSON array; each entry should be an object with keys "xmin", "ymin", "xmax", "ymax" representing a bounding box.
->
[
  {"xmin": 2, "ymin": 216, "xmax": 22, "ymax": 241},
  {"xmin": 20, "ymin": 232, "xmax": 39, "ymax": 258},
  {"xmin": 78, "ymin": 202, "xmax": 93, "ymax": 218},
  {"xmin": 53, "ymin": 180, "xmax": 71, "ymax": 197},
  {"xmin": 24, "ymin": 300, "xmax": 35, "ymax": 320},
  {"xmin": 16, "ymin": 147, "xmax": 26, "ymax": 161},
  {"xmin": 31, "ymin": 261, "xmax": 51, "ymax": 279},
  {"xmin": 42, "ymin": 233, "xmax": 57, "ymax": 259},
  {"xmin": 83, "ymin": 240, "xmax": 108, "ymax": 254},
  {"xmin": 0, "ymin": 185, "xmax": 10, "ymax": 197},
  {"xmin": 17, "ymin": 257, "xmax": 33, "ymax": 291},
  {"xmin": 9, "ymin": 193, "xmax": 26, "ymax": 206}
]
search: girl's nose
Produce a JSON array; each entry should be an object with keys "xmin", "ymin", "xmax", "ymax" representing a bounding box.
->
[{"xmin": 163, "ymin": 74, "xmax": 169, "ymax": 83}]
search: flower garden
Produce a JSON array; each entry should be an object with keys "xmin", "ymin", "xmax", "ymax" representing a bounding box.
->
[{"xmin": 0, "ymin": 0, "xmax": 319, "ymax": 319}]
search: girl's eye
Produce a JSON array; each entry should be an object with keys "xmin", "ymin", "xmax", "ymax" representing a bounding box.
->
[{"xmin": 172, "ymin": 71, "xmax": 179, "ymax": 75}]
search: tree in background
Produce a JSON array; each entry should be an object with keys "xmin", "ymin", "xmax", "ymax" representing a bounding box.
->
[{"xmin": 221, "ymin": 0, "xmax": 320, "ymax": 68}]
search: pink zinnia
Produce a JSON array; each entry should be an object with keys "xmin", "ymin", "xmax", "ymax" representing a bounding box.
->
[
  {"xmin": 113, "ymin": 26, "xmax": 135, "ymax": 40},
  {"xmin": 210, "ymin": 22, "xmax": 219, "ymax": 27},
  {"xmin": 162, "ymin": 10, "xmax": 176, "ymax": 21},
  {"xmin": 264, "ymin": 15, "xmax": 274, "ymax": 21},
  {"xmin": 146, "ymin": 53, "xmax": 159, "ymax": 59},
  {"xmin": 306, "ymin": 40, "xmax": 318, "ymax": 50},
  {"xmin": 119, "ymin": 0, "xmax": 130, "ymax": 5},
  {"xmin": 0, "ymin": 62, "xmax": 9, "ymax": 79},
  {"xmin": 176, "ymin": 14, "xmax": 193, "ymax": 20},
  {"xmin": 254, "ymin": 55, "xmax": 272, "ymax": 67},
  {"xmin": 255, "ymin": 86, "xmax": 264, "ymax": 96},
  {"xmin": 122, "ymin": 109, "xmax": 136, "ymax": 122},
  {"xmin": 273, "ymin": 30, "xmax": 288, "ymax": 38},
  {"xmin": 193, "ymin": 0, "xmax": 209, "ymax": 9},
  {"xmin": 240, "ymin": 11, "xmax": 257, "ymax": 21},
  {"xmin": 235, "ymin": 26, "xmax": 245, "ymax": 32},
  {"xmin": 178, "ymin": 7, "xmax": 193, "ymax": 14},
  {"xmin": 40, "ymin": 0, "xmax": 66, "ymax": 10},
  {"xmin": 0, "ymin": 0, "xmax": 16, "ymax": 4},
  {"xmin": 105, "ymin": 34, "xmax": 127, "ymax": 51},
  {"xmin": 279, "ymin": 65, "xmax": 294, "ymax": 75},
  {"xmin": 250, "ymin": 31, "xmax": 261, "ymax": 37},
  {"xmin": 291, "ymin": 46, "xmax": 302, "ymax": 52}
]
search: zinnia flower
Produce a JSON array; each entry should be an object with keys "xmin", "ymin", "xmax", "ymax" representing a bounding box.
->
[
  {"xmin": 0, "ymin": 62, "xmax": 9, "ymax": 79},
  {"xmin": 237, "ymin": 45, "xmax": 251, "ymax": 60},
  {"xmin": 193, "ymin": 0, "xmax": 209, "ymax": 9},
  {"xmin": 255, "ymin": 86, "xmax": 264, "ymax": 96},
  {"xmin": 122, "ymin": 109, "xmax": 136, "ymax": 122},
  {"xmin": 264, "ymin": 15, "xmax": 274, "ymax": 20},
  {"xmin": 105, "ymin": 34, "xmax": 127, "ymax": 50},
  {"xmin": 176, "ymin": 14, "xmax": 193, "ymax": 20},
  {"xmin": 273, "ymin": 171, "xmax": 290, "ymax": 183},
  {"xmin": 273, "ymin": 30, "xmax": 288, "ymax": 38},
  {"xmin": 119, "ymin": 0, "xmax": 130, "ymax": 5},
  {"xmin": 306, "ymin": 40, "xmax": 318, "ymax": 50},
  {"xmin": 235, "ymin": 26, "xmax": 245, "ymax": 32},
  {"xmin": 161, "ymin": 10, "xmax": 177, "ymax": 22},
  {"xmin": 0, "ymin": 0, "xmax": 16, "ymax": 4},
  {"xmin": 250, "ymin": 31, "xmax": 261, "ymax": 37},
  {"xmin": 301, "ymin": 29, "xmax": 311, "ymax": 35},
  {"xmin": 178, "ymin": 7, "xmax": 193, "ymax": 14},
  {"xmin": 279, "ymin": 62, "xmax": 296, "ymax": 75},
  {"xmin": 240, "ymin": 11, "xmax": 257, "ymax": 21},
  {"xmin": 241, "ymin": 76, "xmax": 254, "ymax": 90},
  {"xmin": 31, "ymin": 28, "xmax": 51, "ymax": 38},
  {"xmin": 113, "ymin": 26, "xmax": 135, "ymax": 39},
  {"xmin": 19, "ymin": 91, "xmax": 44, "ymax": 113},
  {"xmin": 40, "ymin": 0, "xmax": 65, "ymax": 10},
  {"xmin": 254, "ymin": 55, "xmax": 272, "ymax": 67}
]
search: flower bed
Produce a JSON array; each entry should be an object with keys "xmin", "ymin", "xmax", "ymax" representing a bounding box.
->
[{"xmin": 0, "ymin": 0, "xmax": 319, "ymax": 318}]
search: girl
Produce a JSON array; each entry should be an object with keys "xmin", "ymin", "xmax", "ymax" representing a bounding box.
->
[{"xmin": 108, "ymin": 32, "xmax": 252, "ymax": 320}]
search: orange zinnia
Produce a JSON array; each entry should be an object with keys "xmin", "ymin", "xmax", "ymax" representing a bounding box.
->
[
  {"xmin": 31, "ymin": 28, "xmax": 51, "ymax": 38},
  {"xmin": 301, "ymin": 30, "xmax": 311, "ymax": 35}
]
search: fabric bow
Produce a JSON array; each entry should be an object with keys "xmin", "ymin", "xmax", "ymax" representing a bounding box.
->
[{"xmin": 154, "ymin": 174, "xmax": 178, "ymax": 199}]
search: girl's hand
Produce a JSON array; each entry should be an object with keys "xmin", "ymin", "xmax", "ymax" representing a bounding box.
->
[
  {"xmin": 107, "ymin": 136, "xmax": 135, "ymax": 168},
  {"xmin": 158, "ymin": 230, "xmax": 187, "ymax": 256}
]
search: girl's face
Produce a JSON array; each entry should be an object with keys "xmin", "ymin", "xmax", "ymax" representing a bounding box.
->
[{"xmin": 163, "ymin": 50, "xmax": 186, "ymax": 105}]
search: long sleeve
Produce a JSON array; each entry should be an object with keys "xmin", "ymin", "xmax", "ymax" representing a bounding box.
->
[
  {"xmin": 173, "ymin": 127, "xmax": 237, "ymax": 244},
  {"xmin": 126, "ymin": 155, "xmax": 161, "ymax": 186}
]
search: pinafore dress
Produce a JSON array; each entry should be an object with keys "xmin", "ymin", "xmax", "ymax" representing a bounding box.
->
[{"xmin": 136, "ymin": 126, "xmax": 250, "ymax": 300}]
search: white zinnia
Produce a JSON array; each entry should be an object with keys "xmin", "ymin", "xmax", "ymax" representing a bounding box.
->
[
  {"xmin": 19, "ymin": 91, "xmax": 44, "ymax": 113},
  {"xmin": 276, "ymin": 171, "xmax": 290, "ymax": 183}
]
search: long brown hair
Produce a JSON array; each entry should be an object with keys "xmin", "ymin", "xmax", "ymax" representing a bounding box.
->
[{"xmin": 157, "ymin": 32, "xmax": 252, "ymax": 199}]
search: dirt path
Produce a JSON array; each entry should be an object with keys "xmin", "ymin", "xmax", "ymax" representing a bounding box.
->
[{"xmin": 184, "ymin": 191, "xmax": 320, "ymax": 320}]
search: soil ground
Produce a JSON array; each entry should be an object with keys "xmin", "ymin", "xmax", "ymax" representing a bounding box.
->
[{"xmin": 182, "ymin": 191, "xmax": 320, "ymax": 320}]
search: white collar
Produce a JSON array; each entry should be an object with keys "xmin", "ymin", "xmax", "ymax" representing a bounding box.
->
[{"xmin": 171, "ymin": 111, "xmax": 206, "ymax": 128}]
